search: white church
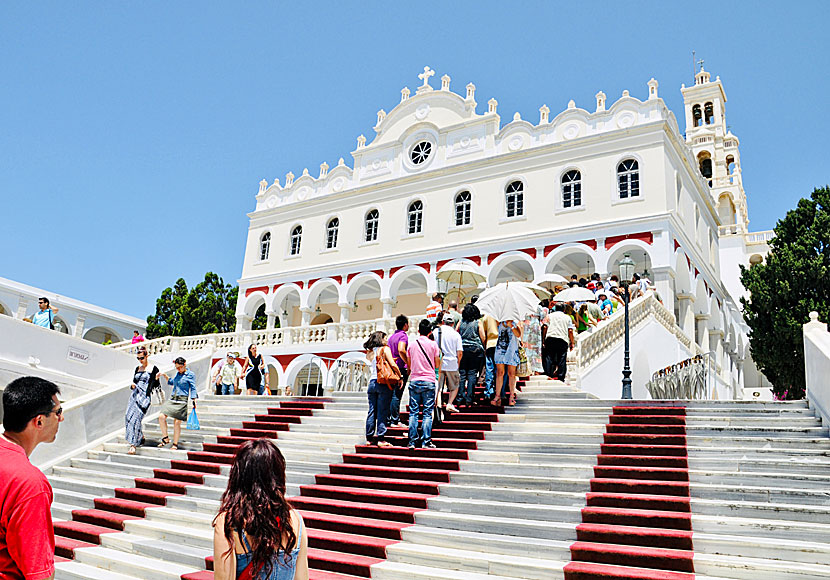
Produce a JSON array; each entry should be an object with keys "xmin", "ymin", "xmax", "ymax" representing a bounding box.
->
[{"xmin": 228, "ymin": 65, "xmax": 772, "ymax": 398}]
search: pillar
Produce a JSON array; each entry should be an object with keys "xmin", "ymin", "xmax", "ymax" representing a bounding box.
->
[
  {"xmin": 74, "ymin": 315, "xmax": 86, "ymax": 337},
  {"xmin": 265, "ymin": 310, "xmax": 277, "ymax": 330},
  {"xmin": 651, "ymin": 268, "xmax": 674, "ymax": 315},
  {"xmin": 675, "ymin": 296, "xmax": 694, "ymax": 340},
  {"xmin": 381, "ymin": 298, "xmax": 394, "ymax": 319},
  {"xmin": 235, "ymin": 314, "xmax": 249, "ymax": 332},
  {"xmin": 16, "ymin": 297, "xmax": 28, "ymax": 319},
  {"xmin": 339, "ymin": 304, "xmax": 351, "ymax": 323},
  {"xmin": 300, "ymin": 307, "xmax": 313, "ymax": 327}
]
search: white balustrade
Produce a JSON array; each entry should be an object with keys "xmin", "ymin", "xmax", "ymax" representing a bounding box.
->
[{"xmin": 745, "ymin": 230, "xmax": 774, "ymax": 244}]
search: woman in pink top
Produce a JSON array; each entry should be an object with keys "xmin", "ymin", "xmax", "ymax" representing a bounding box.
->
[{"xmin": 405, "ymin": 319, "xmax": 441, "ymax": 449}]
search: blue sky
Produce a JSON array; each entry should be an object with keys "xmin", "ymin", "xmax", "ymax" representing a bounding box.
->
[{"xmin": 2, "ymin": 1, "xmax": 828, "ymax": 319}]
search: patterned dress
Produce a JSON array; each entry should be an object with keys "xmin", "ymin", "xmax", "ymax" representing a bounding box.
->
[
  {"xmin": 126, "ymin": 369, "xmax": 152, "ymax": 446},
  {"xmin": 521, "ymin": 305, "xmax": 545, "ymax": 374}
]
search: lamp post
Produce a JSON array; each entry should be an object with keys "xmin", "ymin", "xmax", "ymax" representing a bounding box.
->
[{"xmin": 619, "ymin": 254, "xmax": 635, "ymax": 399}]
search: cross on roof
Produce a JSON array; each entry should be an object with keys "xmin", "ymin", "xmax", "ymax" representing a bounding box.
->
[{"xmin": 418, "ymin": 66, "xmax": 435, "ymax": 88}]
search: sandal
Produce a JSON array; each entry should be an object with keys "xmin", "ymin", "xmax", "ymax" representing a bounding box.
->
[
  {"xmin": 171, "ymin": 443, "xmax": 179, "ymax": 451},
  {"xmin": 157, "ymin": 436, "xmax": 170, "ymax": 448},
  {"xmin": 378, "ymin": 441, "xmax": 393, "ymax": 448},
  {"xmin": 128, "ymin": 445, "xmax": 137, "ymax": 455}
]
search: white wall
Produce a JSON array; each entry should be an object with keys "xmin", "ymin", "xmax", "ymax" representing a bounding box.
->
[
  {"xmin": 0, "ymin": 315, "xmax": 138, "ymax": 399},
  {"xmin": 580, "ymin": 316, "xmax": 694, "ymax": 400},
  {"xmin": 804, "ymin": 313, "xmax": 830, "ymax": 427}
]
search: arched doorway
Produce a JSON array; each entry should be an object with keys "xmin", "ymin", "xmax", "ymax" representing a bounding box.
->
[{"xmin": 293, "ymin": 363, "xmax": 325, "ymax": 397}]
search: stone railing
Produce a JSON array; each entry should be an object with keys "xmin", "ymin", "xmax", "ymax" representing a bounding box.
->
[
  {"xmin": 570, "ymin": 293, "xmax": 694, "ymax": 380},
  {"xmin": 745, "ymin": 230, "xmax": 774, "ymax": 245},
  {"xmin": 718, "ymin": 224, "xmax": 740, "ymax": 236},
  {"xmin": 804, "ymin": 312, "xmax": 830, "ymax": 426},
  {"xmin": 113, "ymin": 313, "xmax": 431, "ymax": 356}
]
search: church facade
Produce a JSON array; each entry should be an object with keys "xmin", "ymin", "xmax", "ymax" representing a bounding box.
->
[{"xmin": 235, "ymin": 66, "xmax": 772, "ymax": 394}]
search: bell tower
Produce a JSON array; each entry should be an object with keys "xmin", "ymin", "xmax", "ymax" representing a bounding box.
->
[{"xmin": 681, "ymin": 65, "xmax": 748, "ymax": 234}]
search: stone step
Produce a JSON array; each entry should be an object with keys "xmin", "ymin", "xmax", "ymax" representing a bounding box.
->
[
  {"xmin": 101, "ymin": 531, "xmax": 211, "ymax": 569},
  {"xmin": 55, "ymin": 560, "xmax": 141, "ymax": 580},
  {"xmin": 72, "ymin": 545, "xmax": 200, "ymax": 579},
  {"xmin": 371, "ymin": 560, "xmax": 529, "ymax": 580}
]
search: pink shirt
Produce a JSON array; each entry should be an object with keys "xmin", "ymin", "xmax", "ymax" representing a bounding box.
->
[{"xmin": 406, "ymin": 336, "xmax": 440, "ymax": 383}]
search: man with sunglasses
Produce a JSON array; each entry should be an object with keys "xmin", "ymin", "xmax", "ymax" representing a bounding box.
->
[
  {"xmin": 0, "ymin": 376, "xmax": 63, "ymax": 580},
  {"xmin": 23, "ymin": 297, "xmax": 60, "ymax": 330}
]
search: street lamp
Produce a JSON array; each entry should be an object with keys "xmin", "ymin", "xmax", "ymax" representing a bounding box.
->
[{"xmin": 619, "ymin": 254, "xmax": 636, "ymax": 399}]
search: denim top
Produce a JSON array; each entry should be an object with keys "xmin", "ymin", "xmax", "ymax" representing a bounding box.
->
[
  {"xmin": 167, "ymin": 370, "xmax": 198, "ymax": 399},
  {"xmin": 236, "ymin": 517, "xmax": 303, "ymax": 580}
]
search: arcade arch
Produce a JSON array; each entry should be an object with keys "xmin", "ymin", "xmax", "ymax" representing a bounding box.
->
[
  {"xmin": 346, "ymin": 274, "xmax": 383, "ymax": 322},
  {"xmin": 488, "ymin": 253, "xmax": 534, "ymax": 286},
  {"xmin": 307, "ymin": 279, "xmax": 341, "ymax": 325},
  {"xmin": 83, "ymin": 325, "xmax": 122, "ymax": 344},
  {"xmin": 388, "ymin": 267, "xmax": 430, "ymax": 315},
  {"xmin": 271, "ymin": 284, "xmax": 302, "ymax": 327},
  {"xmin": 545, "ymin": 246, "xmax": 596, "ymax": 279}
]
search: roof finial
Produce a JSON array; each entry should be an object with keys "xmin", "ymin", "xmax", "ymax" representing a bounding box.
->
[{"xmin": 417, "ymin": 66, "xmax": 435, "ymax": 93}]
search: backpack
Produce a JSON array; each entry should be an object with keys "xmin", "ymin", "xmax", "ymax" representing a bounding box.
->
[{"xmin": 376, "ymin": 346, "xmax": 402, "ymax": 388}]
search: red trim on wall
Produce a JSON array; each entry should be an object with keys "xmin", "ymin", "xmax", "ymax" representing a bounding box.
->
[
  {"xmin": 389, "ymin": 266, "xmax": 402, "ymax": 277},
  {"xmin": 272, "ymin": 284, "xmax": 281, "ymax": 293},
  {"xmin": 346, "ymin": 272, "xmax": 357, "ymax": 284},
  {"xmin": 521, "ymin": 248, "xmax": 537, "ymax": 260},
  {"xmin": 346, "ymin": 270, "xmax": 384, "ymax": 284},
  {"xmin": 604, "ymin": 232, "xmax": 653, "ymax": 250},
  {"xmin": 306, "ymin": 278, "xmax": 319, "ymax": 289},
  {"xmin": 674, "ymin": 239, "xmax": 681, "ymax": 251},
  {"xmin": 578, "ymin": 239, "xmax": 599, "ymax": 251},
  {"xmin": 487, "ymin": 251, "xmax": 504, "ymax": 264},
  {"xmin": 467, "ymin": 256, "xmax": 482, "ymax": 266},
  {"xmin": 436, "ymin": 259, "xmax": 452, "ymax": 272},
  {"xmin": 544, "ymin": 244, "xmax": 561, "ymax": 257},
  {"xmin": 694, "ymin": 268, "xmax": 699, "ymax": 278},
  {"xmin": 416, "ymin": 262, "xmax": 431, "ymax": 273},
  {"xmin": 244, "ymin": 286, "xmax": 269, "ymax": 298}
]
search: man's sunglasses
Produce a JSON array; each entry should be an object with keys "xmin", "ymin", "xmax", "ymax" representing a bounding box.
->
[
  {"xmin": 41, "ymin": 406, "xmax": 63, "ymax": 418},
  {"xmin": 137, "ymin": 356, "xmax": 146, "ymax": 360}
]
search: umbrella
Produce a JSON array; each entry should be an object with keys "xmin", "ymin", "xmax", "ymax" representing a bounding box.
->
[
  {"xmin": 476, "ymin": 282, "xmax": 540, "ymax": 322},
  {"xmin": 536, "ymin": 273, "xmax": 569, "ymax": 292},
  {"xmin": 516, "ymin": 282, "xmax": 551, "ymax": 300},
  {"xmin": 551, "ymin": 286, "xmax": 597, "ymax": 303},
  {"xmin": 436, "ymin": 263, "xmax": 486, "ymax": 287}
]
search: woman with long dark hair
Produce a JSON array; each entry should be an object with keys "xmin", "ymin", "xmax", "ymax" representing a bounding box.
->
[
  {"xmin": 125, "ymin": 345, "xmax": 159, "ymax": 454},
  {"xmin": 363, "ymin": 331, "xmax": 397, "ymax": 448},
  {"xmin": 213, "ymin": 438, "xmax": 308, "ymax": 580},
  {"xmin": 457, "ymin": 303, "xmax": 485, "ymax": 407}
]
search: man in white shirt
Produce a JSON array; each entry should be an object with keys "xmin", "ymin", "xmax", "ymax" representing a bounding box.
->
[
  {"xmin": 433, "ymin": 313, "xmax": 463, "ymax": 413},
  {"xmin": 543, "ymin": 303, "xmax": 575, "ymax": 381},
  {"xmin": 213, "ymin": 353, "xmax": 242, "ymax": 395}
]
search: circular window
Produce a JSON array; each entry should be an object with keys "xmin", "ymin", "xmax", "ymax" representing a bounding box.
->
[{"xmin": 410, "ymin": 141, "xmax": 432, "ymax": 165}]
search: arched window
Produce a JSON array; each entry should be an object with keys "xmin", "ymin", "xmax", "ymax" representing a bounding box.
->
[
  {"xmin": 259, "ymin": 232, "xmax": 271, "ymax": 261},
  {"xmin": 455, "ymin": 191, "xmax": 471, "ymax": 226},
  {"xmin": 692, "ymin": 104, "xmax": 703, "ymax": 127},
  {"xmin": 364, "ymin": 209, "xmax": 379, "ymax": 242},
  {"xmin": 704, "ymin": 102, "xmax": 714, "ymax": 125},
  {"xmin": 505, "ymin": 180, "xmax": 524, "ymax": 218},
  {"xmin": 290, "ymin": 225, "xmax": 302, "ymax": 256},
  {"xmin": 407, "ymin": 201, "xmax": 423, "ymax": 234},
  {"xmin": 617, "ymin": 159, "xmax": 639, "ymax": 199},
  {"xmin": 326, "ymin": 218, "xmax": 339, "ymax": 249},
  {"xmin": 561, "ymin": 170, "xmax": 582, "ymax": 208}
]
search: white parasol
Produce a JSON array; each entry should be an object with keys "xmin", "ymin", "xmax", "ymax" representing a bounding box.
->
[
  {"xmin": 535, "ymin": 273, "xmax": 569, "ymax": 292},
  {"xmin": 476, "ymin": 282, "xmax": 540, "ymax": 322},
  {"xmin": 551, "ymin": 286, "xmax": 598, "ymax": 303},
  {"xmin": 436, "ymin": 262, "xmax": 486, "ymax": 287},
  {"xmin": 516, "ymin": 282, "xmax": 551, "ymax": 300}
]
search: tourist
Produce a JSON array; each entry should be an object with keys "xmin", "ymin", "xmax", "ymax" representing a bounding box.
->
[
  {"xmin": 0, "ymin": 376, "xmax": 63, "ymax": 580},
  {"xmin": 363, "ymin": 331, "xmax": 396, "ymax": 448},
  {"xmin": 406, "ymin": 318, "xmax": 441, "ymax": 449},
  {"xmin": 425, "ymin": 293, "xmax": 443, "ymax": 324},
  {"xmin": 241, "ymin": 344, "xmax": 269, "ymax": 395},
  {"xmin": 433, "ymin": 312, "xmax": 463, "ymax": 413},
  {"xmin": 492, "ymin": 319, "xmax": 522, "ymax": 406},
  {"xmin": 543, "ymin": 303, "xmax": 575, "ymax": 381},
  {"xmin": 598, "ymin": 291, "xmax": 614, "ymax": 316},
  {"xmin": 576, "ymin": 303, "xmax": 597, "ymax": 333},
  {"xmin": 447, "ymin": 300, "xmax": 462, "ymax": 326},
  {"xmin": 638, "ymin": 272, "xmax": 652, "ymax": 295},
  {"xmin": 569, "ymin": 275, "xmax": 578, "ymax": 287},
  {"xmin": 212, "ymin": 439, "xmax": 308, "ymax": 580},
  {"xmin": 213, "ymin": 352, "xmax": 242, "ymax": 396},
  {"xmin": 629, "ymin": 273, "xmax": 643, "ymax": 300},
  {"xmin": 157, "ymin": 357, "xmax": 197, "ymax": 450},
  {"xmin": 126, "ymin": 345, "xmax": 160, "ymax": 455},
  {"xmin": 23, "ymin": 297, "xmax": 59, "ymax": 330},
  {"xmin": 480, "ymin": 310, "xmax": 499, "ymax": 400},
  {"xmin": 387, "ymin": 315, "xmax": 410, "ymax": 426},
  {"xmin": 521, "ymin": 300, "xmax": 545, "ymax": 375},
  {"xmin": 457, "ymin": 303, "xmax": 485, "ymax": 407},
  {"xmin": 132, "ymin": 330, "xmax": 145, "ymax": 344},
  {"xmin": 587, "ymin": 294, "xmax": 604, "ymax": 322},
  {"xmin": 604, "ymin": 275, "xmax": 620, "ymax": 293}
]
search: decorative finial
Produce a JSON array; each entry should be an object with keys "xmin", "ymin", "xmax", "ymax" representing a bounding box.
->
[
  {"xmin": 401, "ymin": 87, "xmax": 410, "ymax": 102},
  {"xmin": 259, "ymin": 179, "xmax": 268, "ymax": 193},
  {"xmin": 567, "ymin": 99, "xmax": 576, "ymax": 109},
  {"xmin": 441, "ymin": 74, "xmax": 451, "ymax": 91},
  {"xmin": 319, "ymin": 162, "xmax": 329, "ymax": 178},
  {"xmin": 622, "ymin": 90, "xmax": 630, "ymax": 97},
  {"xmin": 595, "ymin": 91, "xmax": 606, "ymax": 112},
  {"xmin": 465, "ymin": 82, "xmax": 476, "ymax": 101},
  {"xmin": 273, "ymin": 177, "xmax": 280, "ymax": 187},
  {"xmin": 488, "ymin": 98, "xmax": 498, "ymax": 114},
  {"xmin": 376, "ymin": 109, "xmax": 386, "ymax": 128},
  {"xmin": 338, "ymin": 157, "xmax": 345, "ymax": 166},
  {"xmin": 357, "ymin": 134, "xmax": 366, "ymax": 148},
  {"xmin": 539, "ymin": 105, "xmax": 550, "ymax": 124},
  {"xmin": 418, "ymin": 66, "xmax": 435, "ymax": 89},
  {"xmin": 513, "ymin": 112, "xmax": 521, "ymax": 122},
  {"xmin": 648, "ymin": 78, "xmax": 658, "ymax": 100},
  {"xmin": 285, "ymin": 172, "xmax": 294, "ymax": 187}
]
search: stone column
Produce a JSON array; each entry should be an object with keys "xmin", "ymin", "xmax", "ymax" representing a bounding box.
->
[
  {"xmin": 16, "ymin": 297, "xmax": 28, "ymax": 320},
  {"xmin": 339, "ymin": 304, "xmax": 351, "ymax": 323},
  {"xmin": 651, "ymin": 268, "xmax": 674, "ymax": 315},
  {"xmin": 73, "ymin": 315, "xmax": 86, "ymax": 338},
  {"xmin": 300, "ymin": 308, "xmax": 313, "ymax": 327},
  {"xmin": 235, "ymin": 314, "xmax": 249, "ymax": 333},
  {"xmin": 695, "ymin": 315, "xmax": 709, "ymax": 348},
  {"xmin": 265, "ymin": 310, "xmax": 277, "ymax": 330},
  {"xmin": 675, "ymin": 296, "xmax": 694, "ymax": 339},
  {"xmin": 381, "ymin": 298, "xmax": 395, "ymax": 320},
  {"xmin": 278, "ymin": 311, "xmax": 289, "ymax": 329}
]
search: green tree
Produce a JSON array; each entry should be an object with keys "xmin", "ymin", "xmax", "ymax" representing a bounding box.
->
[
  {"xmin": 740, "ymin": 186, "xmax": 830, "ymax": 399},
  {"xmin": 146, "ymin": 272, "xmax": 239, "ymax": 338}
]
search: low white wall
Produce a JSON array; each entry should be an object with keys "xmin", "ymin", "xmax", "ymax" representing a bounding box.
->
[
  {"xmin": 580, "ymin": 316, "xmax": 694, "ymax": 400},
  {"xmin": 804, "ymin": 312, "xmax": 830, "ymax": 427},
  {"xmin": 0, "ymin": 314, "xmax": 138, "ymax": 391},
  {"xmin": 30, "ymin": 349, "xmax": 214, "ymax": 470}
]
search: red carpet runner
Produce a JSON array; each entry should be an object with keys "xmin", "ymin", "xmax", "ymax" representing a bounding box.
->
[
  {"xmin": 54, "ymin": 390, "xmax": 504, "ymax": 579},
  {"xmin": 563, "ymin": 404, "xmax": 694, "ymax": 580}
]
